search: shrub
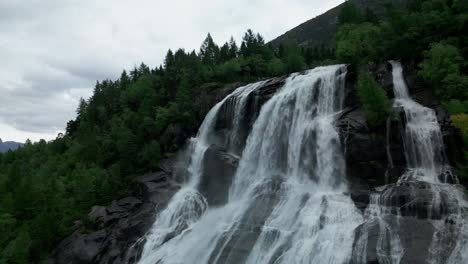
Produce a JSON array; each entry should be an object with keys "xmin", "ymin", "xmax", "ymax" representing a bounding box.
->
[{"xmin": 357, "ymin": 72, "xmax": 392, "ymax": 127}]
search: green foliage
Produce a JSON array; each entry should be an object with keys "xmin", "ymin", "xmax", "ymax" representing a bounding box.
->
[
  {"xmin": 357, "ymin": 72, "xmax": 392, "ymax": 127},
  {"xmin": 2, "ymin": 227, "xmax": 31, "ymax": 264},
  {"xmin": 338, "ymin": 2, "xmax": 364, "ymax": 25},
  {"xmin": 200, "ymin": 33, "xmax": 220, "ymax": 66},
  {"xmin": 336, "ymin": 23, "xmax": 382, "ymax": 65},
  {"xmin": 443, "ymin": 99, "xmax": 468, "ymax": 115},
  {"xmin": 451, "ymin": 114, "xmax": 468, "ymax": 179},
  {"xmin": 214, "ymin": 58, "xmax": 243, "ymax": 82},
  {"xmin": 266, "ymin": 58, "xmax": 285, "ymax": 76},
  {"xmin": 418, "ymin": 43, "xmax": 467, "ymax": 100},
  {"xmin": 281, "ymin": 43, "xmax": 306, "ymax": 73}
]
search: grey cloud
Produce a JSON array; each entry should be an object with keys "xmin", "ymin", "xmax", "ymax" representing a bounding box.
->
[{"xmin": 0, "ymin": 0, "xmax": 344, "ymax": 142}]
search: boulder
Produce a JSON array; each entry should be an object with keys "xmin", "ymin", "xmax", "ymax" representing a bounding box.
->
[
  {"xmin": 130, "ymin": 172, "xmax": 172, "ymax": 201},
  {"xmin": 116, "ymin": 197, "xmax": 142, "ymax": 210},
  {"xmin": 52, "ymin": 168, "xmax": 180, "ymax": 264},
  {"xmin": 376, "ymin": 181, "xmax": 463, "ymax": 220},
  {"xmin": 54, "ymin": 230, "xmax": 106, "ymax": 264},
  {"xmin": 89, "ymin": 206, "xmax": 107, "ymax": 222},
  {"xmin": 337, "ymin": 108, "xmax": 399, "ymax": 188},
  {"xmin": 199, "ymin": 145, "xmax": 239, "ymax": 206}
]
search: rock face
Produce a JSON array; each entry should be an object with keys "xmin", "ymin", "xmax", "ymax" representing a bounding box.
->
[
  {"xmin": 351, "ymin": 181, "xmax": 467, "ymax": 264},
  {"xmin": 199, "ymin": 145, "xmax": 239, "ymax": 206},
  {"xmin": 50, "ymin": 162, "xmax": 180, "ymax": 264},
  {"xmin": 50, "ymin": 65, "xmax": 466, "ymax": 264}
]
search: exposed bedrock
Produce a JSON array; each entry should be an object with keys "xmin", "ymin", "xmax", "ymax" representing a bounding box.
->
[{"xmin": 49, "ymin": 65, "xmax": 467, "ymax": 264}]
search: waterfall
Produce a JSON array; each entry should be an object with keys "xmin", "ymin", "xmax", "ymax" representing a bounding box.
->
[
  {"xmin": 388, "ymin": 60, "xmax": 468, "ymax": 264},
  {"xmin": 134, "ymin": 62, "xmax": 467, "ymax": 264},
  {"xmin": 137, "ymin": 81, "xmax": 265, "ymax": 262},
  {"xmin": 352, "ymin": 61, "xmax": 468, "ymax": 264},
  {"xmin": 135, "ymin": 65, "xmax": 363, "ymax": 264},
  {"xmin": 390, "ymin": 61, "xmax": 450, "ymax": 183}
]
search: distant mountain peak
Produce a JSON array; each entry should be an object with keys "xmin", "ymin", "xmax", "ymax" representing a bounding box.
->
[{"xmin": 0, "ymin": 138, "xmax": 23, "ymax": 153}]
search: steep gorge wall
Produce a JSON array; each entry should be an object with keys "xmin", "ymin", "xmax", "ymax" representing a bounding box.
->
[{"xmin": 49, "ymin": 64, "xmax": 466, "ymax": 264}]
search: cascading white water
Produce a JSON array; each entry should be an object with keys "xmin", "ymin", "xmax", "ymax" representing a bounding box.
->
[
  {"xmin": 354, "ymin": 61, "xmax": 468, "ymax": 264},
  {"xmin": 233, "ymin": 66, "xmax": 362, "ymax": 264},
  {"xmin": 137, "ymin": 82, "xmax": 265, "ymax": 263},
  {"xmin": 390, "ymin": 61, "xmax": 449, "ymax": 183},
  {"xmin": 395, "ymin": 61, "xmax": 468, "ymax": 264},
  {"xmin": 135, "ymin": 65, "xmax": 364, "ymax": 264},
  {"xmin": 352, "ymin": 61, "xmax": 468, "ymax": 264},
  {"xmin": 353, "ymin": 190, "xmax": 404, "ymax": 264},
  {"xmin": 388, "ymin": 60, "xmax": 468, "ymax": 264},
  {"xmin": 135, "ymin": 62, "xmax": 467, "ymax": 264}
]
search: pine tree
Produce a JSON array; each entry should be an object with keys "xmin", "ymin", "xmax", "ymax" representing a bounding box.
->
[
  {"xmin": 228, "ymin": 36, "xmax": 238, "ymax": 58},
  {"xmin": 199, "ymin": 33, "xmax": 220, "ymax": 66}
]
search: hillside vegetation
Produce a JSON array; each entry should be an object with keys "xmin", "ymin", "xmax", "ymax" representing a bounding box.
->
[
  {"xmin": 0, "ymin": 0, "xmax": 467, "ymax": 263},
  {"xmin": 0, "ymin": 30, "xmax": 333, "ymax": 263},
  {"xmin": 334, "ymin": 0, "xmax": 468, "ymax": 176}
]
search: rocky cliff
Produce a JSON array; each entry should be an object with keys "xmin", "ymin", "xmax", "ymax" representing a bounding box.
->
[{"xmin": 49, "ymin": 64, "xmax": 466, "ymax": 264}]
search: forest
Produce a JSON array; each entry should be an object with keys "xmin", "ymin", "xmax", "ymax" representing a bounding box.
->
[{"xmin": 0, "ymin": 0, "xmax": 467, "ymax": 263}]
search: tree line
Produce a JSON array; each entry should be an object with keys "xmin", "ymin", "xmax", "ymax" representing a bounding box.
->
[
  {"xmin": 1, "ymin": 0, "xmax": 467, "ymax": 262},
  {"xmin": 0, "ymin": 29, "xmax": 334, "ymax": 263}
]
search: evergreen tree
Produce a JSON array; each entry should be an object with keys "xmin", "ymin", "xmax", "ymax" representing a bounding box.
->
[
  {"xmin": 199, "ymin": 33, "xmax": 220, "ymax": 66},
  {"xmin": 228, "ymin": 36, "xmax": 238, "ymax": 58}
]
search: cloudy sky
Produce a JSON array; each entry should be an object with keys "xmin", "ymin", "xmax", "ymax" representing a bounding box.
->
[{"xmin": 0, "ymin": 0, "xmax": 344, "ymax": 142}]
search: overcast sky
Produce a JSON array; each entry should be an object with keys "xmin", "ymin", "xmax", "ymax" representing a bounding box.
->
[{"xmin": 0, "ymin": 0, "xmax": 344, "ymax": 142}]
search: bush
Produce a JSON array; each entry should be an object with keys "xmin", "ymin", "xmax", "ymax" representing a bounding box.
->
[
  {"xmin": 357, "ymin": 72, "xmax": 392, "ymax": 127},
  {"xmin": 452, "ymin": 114, "xmax": 468, "ymax": 143},
  {"xmin": 336, "ymin": 23, "xmax": 381, "ymax": 65},
  {"xmin": 418, "ymin": 43, "xmax": 467, "ymax": 100},
  {"xmin": 443, "ymin": 99, "xmax": 468, "ymax": 115},
  {"xmin": 451, "ymin": 114, "xmax": 468, "ymax": 179}
]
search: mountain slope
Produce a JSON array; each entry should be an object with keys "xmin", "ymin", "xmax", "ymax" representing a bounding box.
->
[
  {"xmin": 0, "ymin": 139, "xmax": 22, "ymax": 153},
  {"xmin": 269, "ymin": 0, "xmax": 408, "ymax": 48}
]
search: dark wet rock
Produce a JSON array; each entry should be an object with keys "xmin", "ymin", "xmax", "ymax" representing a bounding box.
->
[
  {"xmin": 398, "ymin": 217, "xmax": 436, "ymax": 264},
  {"xmin": 343, "ymin": 64, "xmax": 359, "ymax": 109},
  {"xmin": 117, "ymin": 197, "xmax": 142, "ymax": 211},
  {"xmin": 207, "ymin": 178, "xmax": 284, "ymax": 264},
  {"xmin": 158, "ymin": 158, "xmax": 175, "ymax": 174},
  {"xmin": 54, "ymin": 230, "xmax": 107, "ymax": 264},
  {"xmin": 130, "ymin": 172, "xmax": 173, "ymax": 201},
  {"xmin": 89, "ymin": 206, "xmax": 107, "ymax": 223},
  {"xmin": 375, "ymin": 62, "xmax": 394, "ymax": 97},
  {"xmin": 352, "ymin": 180, "xmax": 467, "ymax": 264},
  {"xmin": 52, "ymin": 168, "xmax": 180, "ymax": 264},
  {"xmin": 214, "ymin": 77, "xmax": 286, "ymax": 154},
  {"xmin": 347, "ymin": 176, "xmax": 371, "ymax": 211},
  {"xmin": 194, "ymin": 82, "xmax": 243, "ymax": 121},
  {"xmin": 160, "ymin": 123, "xmax": 188, "ymax": 152},
  {"xmin": 337, "ymin": 108, "xmax": 403, "ymax": 188},
  {"xmin": 199, "ymin": 145, "xmax": 239, "ymax": 206},
  {"xmin": 353, "ymin": 216, "xmax": 436, "ymax": 264},
  {"xmin": 377, "ymin": 181, "xmax": 461, "ymax": 220}
]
